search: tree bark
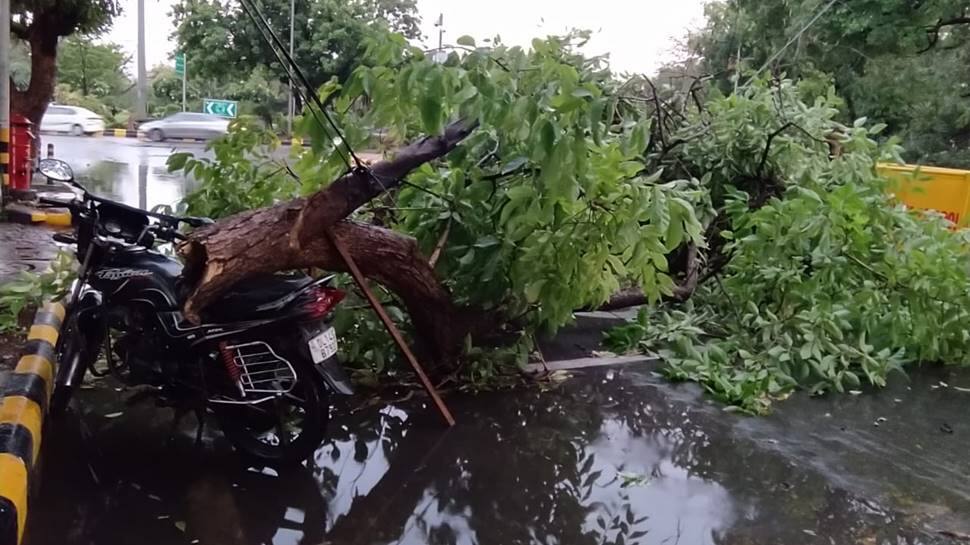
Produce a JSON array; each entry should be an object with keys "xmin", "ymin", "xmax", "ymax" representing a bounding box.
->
[{"xmin": 180, "ymin": 118, "xmax": 479, "ymax": 366}]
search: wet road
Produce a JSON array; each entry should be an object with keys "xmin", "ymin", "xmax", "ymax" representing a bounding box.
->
[
  {"xmin": 25, "ymin": 362, "xmax": 970, "ymax": 545},
  {"xmin": 40, "ymin": 134, "xmax": 207, "ymax": 210}
]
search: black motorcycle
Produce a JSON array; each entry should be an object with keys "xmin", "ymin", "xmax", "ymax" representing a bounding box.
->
[{"xmin": 36, "ymin": 158, "xmax": 353, "ymax": 465}]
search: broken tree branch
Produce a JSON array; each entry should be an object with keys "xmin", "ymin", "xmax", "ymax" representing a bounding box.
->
[{"xmin": 179, "ymin": 118, "xmax": 481, "ymax": 366}]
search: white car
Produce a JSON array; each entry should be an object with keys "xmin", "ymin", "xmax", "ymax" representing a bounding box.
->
[{"xmin": 41, "ymin": 104, "xmax": 106, "ymax": 136}]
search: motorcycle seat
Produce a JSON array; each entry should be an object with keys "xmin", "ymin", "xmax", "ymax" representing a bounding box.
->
[{"xmin": 202, "ymin": 273, "xmax": 314, "ymax": 322}]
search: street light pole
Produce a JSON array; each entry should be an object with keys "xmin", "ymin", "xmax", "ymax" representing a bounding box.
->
[
  {"xmin": 286, "ymin": 0, "xmax": 294, "ymax": 135},
  {"xmin": 135, "ymin": 0, "xmax": 147, "ymax": 120},
  {"xmin": 182, "ymin": 54, "xmax": 187, "ymax": 112},
  {"xmin": 436, "ymin": 13, "xmax": 444, "ymax": 51}
]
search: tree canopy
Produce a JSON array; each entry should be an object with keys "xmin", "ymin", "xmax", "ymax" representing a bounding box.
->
[
  {"xmin": 8, "ymin": 0, "xmax": 123, "ymax": 126},
  {"xmin": 692, "ymin": 0, "xmax": 970, "ymax": 167},
  {"xmin": 171, "ymin": 0, "xmax": 421, "ymax": 98},
  {"xmin": 56, "ymin": 34, "xmax": 130, "ymax": 98}
]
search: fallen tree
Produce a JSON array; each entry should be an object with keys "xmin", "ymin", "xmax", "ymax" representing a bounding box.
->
[
  {"xmin": 173, "ymin": 32, "xmax": 970, "ymax": 412},
  {"xmin": 176, "ymin": 32, "xmax": 705, "ymax": 370}
]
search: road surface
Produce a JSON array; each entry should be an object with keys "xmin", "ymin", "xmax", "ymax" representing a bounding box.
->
[{"xmin": 37, "ymin": 134, "xmax": 210, "ymax": 211}]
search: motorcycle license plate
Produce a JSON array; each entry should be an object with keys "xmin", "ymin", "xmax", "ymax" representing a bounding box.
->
[{"xmin": 308, "ymin": 327, "xmax": 339, "ymax": 364}]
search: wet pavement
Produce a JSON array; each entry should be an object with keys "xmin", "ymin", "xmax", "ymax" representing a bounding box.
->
[
  {"xmin": 39, "ymin": 135, "xmax": 205, "ymax": 210},
  {"xmin": 25, "ymin": 362, "xmax": 970, "ymax": 545},
  {"xmin": 0, "ymin": 222, "xmax": 60, "ymax": 284}
]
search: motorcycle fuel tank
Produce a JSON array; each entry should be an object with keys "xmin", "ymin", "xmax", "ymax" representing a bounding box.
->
[{"xmin": 90, "ymin": 249, "xmax": 184, "ymax": 310}]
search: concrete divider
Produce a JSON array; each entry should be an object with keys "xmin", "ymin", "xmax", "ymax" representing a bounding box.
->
[
  {"xmin": 0, "ymin": 302, "xmax": 64, "ymax": 545},
  {"xmin": 46, "ymin": 129, "xmax": 310, "ymax": 146},
  {"xmin": 879, "ymin": 163, "xmax": 970, "ymax": 227}
]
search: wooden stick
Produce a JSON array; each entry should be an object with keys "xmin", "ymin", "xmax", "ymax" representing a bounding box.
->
[{"xmin": 324, "ymin": 227, "xmax": 456, "ymax": 427}]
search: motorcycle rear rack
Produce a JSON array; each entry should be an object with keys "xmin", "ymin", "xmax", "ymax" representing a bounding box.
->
[{"xmin": 209, "ymin": 341, "xmax": 297, "ymax": 405}]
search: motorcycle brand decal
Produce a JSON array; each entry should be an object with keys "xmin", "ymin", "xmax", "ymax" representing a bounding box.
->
[{"xmin": 95, "ymin": 268, "xmax": 153, "ymax": 281}]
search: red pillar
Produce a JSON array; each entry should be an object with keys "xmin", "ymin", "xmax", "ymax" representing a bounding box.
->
[{"xmin": 9, "ymin": 114, "xmax": 34, "ymax": 191}]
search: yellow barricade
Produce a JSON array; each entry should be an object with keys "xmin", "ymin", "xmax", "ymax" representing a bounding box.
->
[{"xmin": 877, "ymin": 163, "xmax": 970, "ymax": 227}]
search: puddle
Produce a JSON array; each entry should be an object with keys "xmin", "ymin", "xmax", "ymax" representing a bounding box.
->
[{"xmin": 26, "ymin": 364, "xmax": 962, "ymax": 545}]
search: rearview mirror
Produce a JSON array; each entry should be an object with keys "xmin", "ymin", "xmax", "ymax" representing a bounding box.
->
[{"xmin": 37, "ymin": 158, "xmax": 74, "ymax": 183}]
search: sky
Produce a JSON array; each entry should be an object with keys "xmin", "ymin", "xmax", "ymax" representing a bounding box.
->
[{"xmin": 107, "ymin": 0, "xmax": 709, "ymax": 76}]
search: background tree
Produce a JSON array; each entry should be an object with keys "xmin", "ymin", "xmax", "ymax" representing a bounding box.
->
[
  {"xmin": 9, "ymin": 0, "xmax": 122, "ymax": 127},
  {"xmin": 691, "ymin": 0, "xmax": 970, "ymax": 166},
  {"xmin": 56, "ymin": 35, "xmax": 130, "ymax": 98},
  {"xmin": 171, "ymin": 0, "xmax": 421, "ymax": 110},
  {"xmin": 53, "ymin": 35, "xmax": 133, "ymax": 124}
]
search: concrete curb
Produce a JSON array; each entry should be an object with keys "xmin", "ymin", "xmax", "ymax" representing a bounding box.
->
[
  {"xmin": 524, "ymin": 354, "xmax": 659, "ymax": 373},
  {"xmin": 2, "ymin": 204, "xmax": 71, "ymax": 228},
  {"xmin": 0, "ymin": 302, "xmax": 64, "ymax": 545}
]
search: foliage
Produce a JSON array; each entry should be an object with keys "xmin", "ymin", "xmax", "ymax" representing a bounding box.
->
[
  {"xmin": 56, "ymin": 35, "xmax": 131, "ymax": 98},
  {"xmin": 10, "ymin": 0, "xmax": 122, "ymax": 37},
  {"xmin": 9, "ymin": 40, "xmax": 32, "ymax": 89},
  {"xmin": 174, "ymin": 117, "xmax": 300, "ymax": 218},
  {"xmin": 606, "ymin": 79, "xmax": 970, "ymax": 413},
  {"xmin": 320, "ymin": 32, "xmax": 704, "ymax": 331},
  {"xmin": 0, "ymin": 251, "xmax": 77, "ymax": 332},
  {"xmin": 692, "ymin": 0, "xmax": 970, "ymax": 167}
]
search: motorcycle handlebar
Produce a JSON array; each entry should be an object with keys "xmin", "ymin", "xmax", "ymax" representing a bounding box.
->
[
  {"xmin": 38, "ymin": 196, "xmax": 78, "ymax": 209},
  {"xmin": 87, "ymin": 193, "xmax": 212, "ymax": 229}
]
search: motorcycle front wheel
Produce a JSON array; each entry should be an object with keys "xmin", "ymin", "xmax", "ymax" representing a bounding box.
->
[
  {"xmin": 51, "ymin": 310, "xmax": 102, "ymax": 414},
  {"xmin": 213, "ymin": 344, "xmax": 330, "ymax": 466}
]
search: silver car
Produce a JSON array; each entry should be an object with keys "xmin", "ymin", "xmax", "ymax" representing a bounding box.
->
[{"xmin": 140, "ymin": 112, "xmax": 230, "ymax": 142}]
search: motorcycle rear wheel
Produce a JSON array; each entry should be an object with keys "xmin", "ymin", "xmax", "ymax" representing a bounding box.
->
[{"xmin": 214, "ymin": 345, "xmax": 330, "ymax": 466}]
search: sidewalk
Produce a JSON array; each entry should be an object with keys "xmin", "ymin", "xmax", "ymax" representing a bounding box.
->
[
  {"xmin": 0, "ymin": 222, "xmax": 59, "ymax": 286},
  {"xmin": 0, "ymin": 222, "xmax": 60, "ymax": 373}
]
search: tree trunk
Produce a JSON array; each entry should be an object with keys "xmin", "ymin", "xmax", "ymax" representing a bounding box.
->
[
  {"xmin": 180, "ymin": 119, "xmax": 479, "ymax": 367},
  {"xmin": 10, "ymin": 29, "xmax": 59, "ymax": 130}
]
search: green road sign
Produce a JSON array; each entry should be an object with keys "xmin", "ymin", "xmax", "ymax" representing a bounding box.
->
[
  {"xmin": 203, "ymin": 98, "xmax": 238, "ymax": 118},
  {"xmin": 174, "ymin": 53, "xmax": 185, "ymax": 76}
]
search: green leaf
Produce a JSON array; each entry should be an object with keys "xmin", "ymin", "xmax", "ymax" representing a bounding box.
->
[
  {"xmin": 525, "ymin": 279, "xmax": 545, "ymax": 303},
  {"xmin": 589, "ymin": 99, "xmax": 606, "ymax": 144},
  {"xmin": 167, "ymin": 152, "xmax": 192, "ymax": 172},
  {"xmin": 501, "ymin": 156, "xmax": 529, "ymax": 174},
  {"xmin": 419, "ymin": 93, "xmax": 442, "ymax": 134},
  {"xmin": 456, "ymin": 35, "xmax": 476, "ymax": 47},
  {"xmin": 539, "ymin": 119, "xmax": 557, "ymax": 155}
]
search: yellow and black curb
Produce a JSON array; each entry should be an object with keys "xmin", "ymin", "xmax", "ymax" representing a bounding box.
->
[
  {"xmin": 0, "ymin": 301, "xmax": 64, "ymax": 545},
  {"xmin": 2, "ymin": 204, "xmax": 71, "ymax": 228},
  {"xmin": 1, "ymin": 126, "xmax": 9, "ymax": 189}
]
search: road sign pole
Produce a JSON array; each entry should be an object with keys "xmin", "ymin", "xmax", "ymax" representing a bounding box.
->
[{"xmin": 181, "ymin": 54, "xmax": 187, "ymax": 112}]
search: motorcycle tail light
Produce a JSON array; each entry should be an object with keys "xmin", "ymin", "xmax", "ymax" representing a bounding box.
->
[{"xmin": 303, "ymin": 287, "xmax": 345, "ymax": 318}]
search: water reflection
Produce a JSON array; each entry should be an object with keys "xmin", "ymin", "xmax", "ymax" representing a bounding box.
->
[
  {"xmin": 27, "ymin": 368, "xmax": 939, "ymax": 545},
  {"xmin": 74, "ymin": 160, "xmax": 193, "ymax": 211}
]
